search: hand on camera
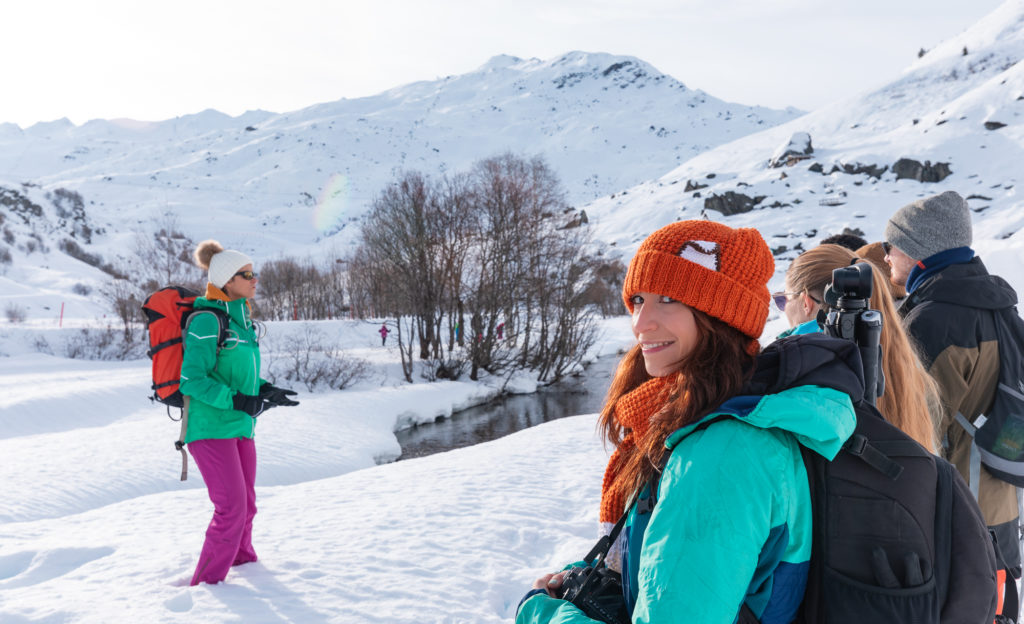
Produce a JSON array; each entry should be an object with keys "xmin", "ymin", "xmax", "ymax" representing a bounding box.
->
[
  {"xmin": 532, "ymin": 571, "xmax": 568, "ymax": 597},
  {"xmin": 258, "ymin": 383, "xmax": 300, "ymax": 407}
]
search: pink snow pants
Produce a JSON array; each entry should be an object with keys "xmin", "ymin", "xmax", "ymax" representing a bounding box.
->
[{"xmin": 188, "ymin": 437, "xmax": 258, "ymax": 585}]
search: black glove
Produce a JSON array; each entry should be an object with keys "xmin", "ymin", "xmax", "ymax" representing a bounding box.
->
[
  {"xmin": 258, "ymin": 383, "xmax": 300, "ymax": 407},
  {"xmin": 232, "ymin": 392, "xmax": 266, "ymax": 416}
]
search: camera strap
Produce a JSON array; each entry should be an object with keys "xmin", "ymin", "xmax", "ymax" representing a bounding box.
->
[
  {"xmin": 585, "ymin": 510, "xmax": 628, "ymax": 565},
  {"xmin": 585, "ymin": 454, "xmax": 670, "ymax": 565}
]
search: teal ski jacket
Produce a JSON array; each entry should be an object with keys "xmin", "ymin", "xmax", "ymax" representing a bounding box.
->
[
  {"xmin": 517, "ymin": 334, "xmax": 860, "ymax": 624},
  {"xmin": 179, "ymin": 296, "xmax": 263, "ymax": 443}
]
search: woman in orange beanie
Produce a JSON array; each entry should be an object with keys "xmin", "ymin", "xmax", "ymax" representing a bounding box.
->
[{"xmin": 517, "ymin": 221, "xmax": 862, "ymax": 623}]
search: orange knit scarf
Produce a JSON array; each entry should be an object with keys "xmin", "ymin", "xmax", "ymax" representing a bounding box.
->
[{"xmin": 599, "ymin": 374, "xmax": 676, "ymax": 524}]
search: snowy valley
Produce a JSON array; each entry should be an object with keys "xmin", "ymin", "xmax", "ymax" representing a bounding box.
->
[{"xmin": 4, "ymin": 2, "xmax": 1024, "ymax": 622}]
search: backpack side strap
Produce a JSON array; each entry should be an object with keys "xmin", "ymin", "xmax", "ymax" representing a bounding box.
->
[
  {"xmin": 176, "ymin": 396, "xmax": 190, "ymax": 481},
  {"xmin": 955, "ymin": 412, "xmax": 983, "ymax": 500},
  {"xmin": 934, "ymin": 457, "xmax": 953, "ymax": 615}
]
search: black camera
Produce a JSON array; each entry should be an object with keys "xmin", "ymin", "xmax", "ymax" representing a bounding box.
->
[
  {"xmin": 557, "ymin": 565, "xmax": 630, "ymax": 624},
  {"xmin": 823, "ymin": 262, "xmax": 884, "ymax": 404}
]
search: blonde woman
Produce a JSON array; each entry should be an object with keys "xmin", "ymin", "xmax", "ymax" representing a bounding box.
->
[{"xmin": 779, "ymin": 244, "xmax": 939, "ymax": 451}]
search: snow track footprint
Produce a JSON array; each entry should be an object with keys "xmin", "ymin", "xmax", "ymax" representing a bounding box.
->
[{"xmin": 164, "ymin": 590, "xmax": 194, "ymax": 613}]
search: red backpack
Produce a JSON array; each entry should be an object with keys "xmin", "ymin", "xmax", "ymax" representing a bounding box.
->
[
  {"xmin": 141, "ymin": 286, "xmax": 228, "ymax": 480},
  {"xmin": 141, "ymin": 286, "xmax": 228, "ymax": 408}
]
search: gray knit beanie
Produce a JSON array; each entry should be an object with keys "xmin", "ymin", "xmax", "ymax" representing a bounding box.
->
[{"xmin": 885, "ymin": 190, "xmax": 972, "ymax": 261}]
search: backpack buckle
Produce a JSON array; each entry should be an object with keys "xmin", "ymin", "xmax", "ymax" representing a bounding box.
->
[{"xmin": 174, "ymin": 440, "xmax": 185, "ymax": 451}]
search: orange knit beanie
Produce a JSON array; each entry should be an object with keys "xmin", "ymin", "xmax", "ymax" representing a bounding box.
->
[{"xmin": 622, "ymin": 220, "xmax": 774, "ymax": 347}]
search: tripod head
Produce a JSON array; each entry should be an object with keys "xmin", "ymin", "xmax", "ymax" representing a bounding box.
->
[{"xmin": 822, "ymin": 262, "xmax": 885, "ymax": 405}]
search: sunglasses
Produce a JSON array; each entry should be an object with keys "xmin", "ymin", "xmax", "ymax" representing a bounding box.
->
[
  {"xmin": 233, "ymin": 270, "xmax": 258, "ymax": 281},
  {"xmin": 771, "ymin": 291, "xmax": 821, "ymax": 312},
  {"xmin": 771, "ymin": 291, "xmax": 797, "ymax": 311},
  {"xmin": 881, "ymin": 241, "xmax": 892, "ymax": 255}
]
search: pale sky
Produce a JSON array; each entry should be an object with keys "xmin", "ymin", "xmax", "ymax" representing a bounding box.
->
[{"xmin": 0, "ymin": 0, "xmax": 1005, "ymax": 127}]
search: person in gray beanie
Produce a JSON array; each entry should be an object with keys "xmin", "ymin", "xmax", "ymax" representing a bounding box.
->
[
  {"xmin": 885, "ymin": 190, "xmax": 1020, "ymax": 619},
  {"xmin": 885, "ymin": 189, "xmax": 972, "ymax": 267}
]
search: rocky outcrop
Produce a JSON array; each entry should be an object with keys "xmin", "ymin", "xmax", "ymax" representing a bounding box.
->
[
  {"xmin": 769, "ymin": 132, "xmax": 813, "ymax": 168},
  {"xmin": 892, "ymin": 158, "xmax": 952, "ymax": 182},
  {"xmin": 830, "ymin": 163, "xmax": 888, "ymax": 179},
  {"xmin": 562, "ymin": 209, "xmax": 589, "ymax": 229},
  {"xmin": 704, "ymin": 192, "xmax": 766, "ymax": 216}
]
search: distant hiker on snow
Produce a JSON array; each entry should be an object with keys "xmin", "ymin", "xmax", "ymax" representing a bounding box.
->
[
  {"xmin": 379, "ymin": 323, "xmax": 389, "ymax": 346},
  {"xmin": 885, "ymin": 190, "xmax": 1021, "ymax": 619},
  {"xmin": 517, "ymin": 221, "xmax": 860, "ymax": 622},
  {"xmin": 778, "ymin": 243, "xmax": 939, "ymax": 451},
  {"xmin": 181, "ymin": 240, "xmax": 299, "ymax": 586}
]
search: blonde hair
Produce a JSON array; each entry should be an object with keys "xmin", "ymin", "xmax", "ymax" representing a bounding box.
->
[{"xmin": 786, "ymin": 244, "xmax": 939, "ymax": 451}]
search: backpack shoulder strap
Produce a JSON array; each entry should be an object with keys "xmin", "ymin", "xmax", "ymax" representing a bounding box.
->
[{"xmin": 185, "ymin": 308, "xmax": 229, "ymax": 352}]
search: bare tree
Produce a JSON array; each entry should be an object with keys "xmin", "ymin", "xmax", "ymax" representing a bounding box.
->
[
  {"xmin": 100, "ymin": 276, "xmax": 144, "ymax": 342},
  {"xmin": 132, "ymin": 215, "xmax": 201, "ymax": 293},
  {"xmin": 349, "ymin": 153, "xmax": 615, "ymax": 385}
]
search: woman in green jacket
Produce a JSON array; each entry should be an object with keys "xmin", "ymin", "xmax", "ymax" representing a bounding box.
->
[
  {"xmin": 182, "ymin": 240, "xmax": 298, "ymax": 586},
  {"xmin": 517, "ymin": 221, "xmax": 858, "ymax": 623}
]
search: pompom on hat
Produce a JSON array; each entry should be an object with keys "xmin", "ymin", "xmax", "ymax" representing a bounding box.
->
[{"xmin": 622, "ymin": 220, "xmax": 774, "ymax": 351}]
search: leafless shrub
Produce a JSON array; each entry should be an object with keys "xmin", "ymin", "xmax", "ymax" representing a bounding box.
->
[
  {"xmin": 264, "ymin": 324, "xmax": 369, "ymax": 391},
  {"xmin": 5, "ymin": 303, "xmax": 26, "ymax": 323},
  {"xmin": 63, "ymin": 327, "xmax": 145, "ymax": 360},
  {"xmin": 71, "ymin": 283, "xmax": 92, "ymax": 296},
  {"xmin": 99, "ymin": 277, "xmax": 144, "ymax": 342},
  {"xmin": 59, "ymin": 238, "xmax": 122, "ymax": 278},
  {"xmin": 33, "ymin": 335, "xmax": 52, "ymax": 354}
]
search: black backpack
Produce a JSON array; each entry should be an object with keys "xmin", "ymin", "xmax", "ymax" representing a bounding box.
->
[
  {"xmin": 629, "ymin": 401, "xmax": 999, "ymax": 624},
  {"xmin": 797, "ymin": 402, "xmax": 999, "ymax": 624},
  {"xmin": 955, "ymin": 306, "xmax": 1024, "ymax": 489}
]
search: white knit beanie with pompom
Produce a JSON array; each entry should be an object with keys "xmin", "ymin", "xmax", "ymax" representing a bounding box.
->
[{"xmin": 209, "ymin": 250, "xmax": 253, "ymax": 289}]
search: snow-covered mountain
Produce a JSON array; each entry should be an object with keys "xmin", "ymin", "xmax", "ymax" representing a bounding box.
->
[
  {"xmin": 585, "ymin": 0, "xmax": 1024, "ymax": 300},
  {"xmin": 0, "ymin": 51, "xmax": 802, "ymax": 326},
  {"xmin": 0, "ymin": 51, "xmax": 799, "ymax": 256}
]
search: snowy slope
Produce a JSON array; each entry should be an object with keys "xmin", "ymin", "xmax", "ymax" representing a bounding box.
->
[
  {"xmin": 584, "ymin": 0, "xmax": 1024, "ymax": 307},
  {"xmin": 0, "ymin": 408, "xmax": 610, "ymax": 623}
]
